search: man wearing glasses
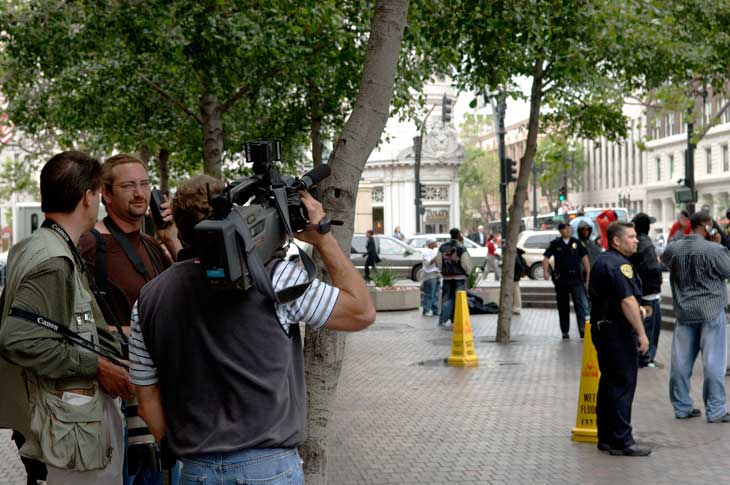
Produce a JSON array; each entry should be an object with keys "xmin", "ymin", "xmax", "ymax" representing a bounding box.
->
[{"xmin": 78, "ymin": 154, "xmax": 181, "ymax": 485}]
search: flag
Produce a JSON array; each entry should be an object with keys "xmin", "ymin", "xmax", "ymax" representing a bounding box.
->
[{"xmin": 0, "ymin": 112, "xmax": 13, "ymax": 145}]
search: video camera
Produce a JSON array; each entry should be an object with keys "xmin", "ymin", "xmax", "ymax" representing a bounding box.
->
[{"xmin": 193, "ymin": 141, "xmax": 331, "ymax": 301}]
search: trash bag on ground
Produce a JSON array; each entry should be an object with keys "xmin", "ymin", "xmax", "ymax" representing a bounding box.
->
[{"xmin": 467, "ymin": 291, "xmax": 499, "ymax": 314}]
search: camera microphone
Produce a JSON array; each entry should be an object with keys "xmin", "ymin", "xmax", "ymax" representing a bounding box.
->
[{"xmin": 293, "ymin": 164, "xmax": 332, "ymax": 191}]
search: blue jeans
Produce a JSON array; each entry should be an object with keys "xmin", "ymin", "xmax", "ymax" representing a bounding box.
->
[
  {"xmin": 639, "ymin": 299, "xmax": 661, "ymax": 366},
  {"xmin": 555, "ymin": 284, "xmax": 590, "ymax": 335},
  {"xmin": 130, "ymin": 463, "xmax": 181, "ymax": 485},
  {"xmin": 180, "ymin": 448, "xmax": 304, "ymax": 484},
  {"xmin": 421, "ymin": 277, "xmax": 440, "ymax": 314},
  {"xmin": 439, "ymin": 278, "xmax": 466, "ymax": 324},
  {"xmin": 669, "ymin": 312, "xmax": 727, "ymax": 421}
]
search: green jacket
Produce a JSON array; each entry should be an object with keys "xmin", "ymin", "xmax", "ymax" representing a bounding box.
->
[{"xmin": 0, "ymin": 226, "xmax": 121, "ymax": 470}]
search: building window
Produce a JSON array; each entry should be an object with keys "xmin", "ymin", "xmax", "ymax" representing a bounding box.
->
[
  {"xmin": 723, "ymin": 144, "xmax": 729, "ymax": 172},
  {"xmin": 372, "ymin": 186, "xmax": 384, "ymax": 203},
  {"xmin": 669, "ymin": 154, "xmax": 674, "ymax": 178},
  {"xmin": 706, "ymin": 147, "xmax": 712, "ymax": 174},
  {"xmin": 655, "ymin": 157, "xmax": 661, "ymax": 181},
  {"xmin": 668, "ymin": 113, "xmax": 675, "ymax": 136},
  {"xmin": 421, "ymin": 185, "xmax": 449, "ymax": 201}
]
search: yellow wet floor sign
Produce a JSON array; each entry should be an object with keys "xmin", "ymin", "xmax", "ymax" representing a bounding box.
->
[
  {"xmin": 448, "ymin": 290, "xmax": 478, "ymax": 367},
  {"xmin": 571, "ymin": 320, "xmax": 600, "ymax": 442}
]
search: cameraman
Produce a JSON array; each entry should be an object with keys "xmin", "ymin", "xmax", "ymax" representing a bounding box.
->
[{"xmin": 129, "ymin": 175, "xmax": 375, "ymax": 483}]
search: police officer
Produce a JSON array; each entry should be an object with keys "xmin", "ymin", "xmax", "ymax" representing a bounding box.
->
[
  {"xmin": 589, "ymin": 221, "xmax": 651, "ymax": 456},
  {"xmin": 542, "ymin": 223, "xmax": 591, "ymax": 338}
]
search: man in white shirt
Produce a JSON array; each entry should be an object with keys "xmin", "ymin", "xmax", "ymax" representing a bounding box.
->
[{"xmin": 420, "ymin": 239, "xmax": 440, "ymax": 316}]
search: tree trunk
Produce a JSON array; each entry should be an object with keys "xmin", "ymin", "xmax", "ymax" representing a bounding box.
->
[
  {"xmin": 157, "ymin": 148, "xmax": 170, "ymax": 194},
  {"xmin": 200, "ymin": 93, "xmax": 224, "ymax": 178},
  {"xmin": 482, "ymin": 189, "xmax": 496, "ymax": 222},
  {"xmin": 496, "ymin": 59, "xmax": 544, "ymax": 342},
  {"xmin": 308, "ymin": 81, "xmax": 324, "ymax": 168},
  {"xmin": 300, "ymin": 1, "xmax": 409, "ymax": 483},
  {"xmin": 139, "ymin": 143, "xmax": 152, "ymax": 164}
]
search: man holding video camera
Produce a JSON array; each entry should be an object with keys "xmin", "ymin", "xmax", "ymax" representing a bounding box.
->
[{"xmin": 130, "ymin": 174, "xmax": 376, "ymax": 483}]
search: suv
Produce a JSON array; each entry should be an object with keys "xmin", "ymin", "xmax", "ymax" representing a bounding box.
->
[
  {"xmin": 516, "ymin": 230, "xmax": 559, "ymax": 279},
  {"xmin": 405, "ymin": 234, "xmax": 488, "ymax": 269},
  {"xmin": 351, "ymin": 234, "xmax": 423, "ymax": 281}
]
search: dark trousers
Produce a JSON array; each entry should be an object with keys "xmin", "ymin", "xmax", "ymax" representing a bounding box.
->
[
  {"xmin": 364, "ymin": 256, "xmax": 377, "ymax": 280},
  {"xmin": 592, "ymin": 321, "xmax": 638, "ymax": 449},
  {"xmin": 555, "ymin": 283, "xmax": 589, "ymax": 335},
  {"xmin": 640, "ymin": 298, "xmax": 662, "ymax": 366},
  {"xmin": 11, "ymin": 431, "xmax": 47, "ymax": 485},
  {"xmin": 439, "ymin": 278, "xmax": 467, "ymax": 324}
]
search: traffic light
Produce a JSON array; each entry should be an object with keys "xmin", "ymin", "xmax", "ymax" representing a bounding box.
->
[
  {"xmin": 506, "ymin": 158, "xmax": 518, "ymax": 182},
  {"xmin": 558, "ymin": 186, "xmax": 568, "ymax": 202},
  {"xmin": 419, "ymin": 182, "xmax": 428, "ymax": 199},
  {"xmin": 441, "ymin": 93, "xmax": 453, "ymax": 124}
]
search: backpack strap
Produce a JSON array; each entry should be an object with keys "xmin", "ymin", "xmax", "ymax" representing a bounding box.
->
[{"xmin": 90, "ymin": 228, "xmax": 108, "ymax": 296}]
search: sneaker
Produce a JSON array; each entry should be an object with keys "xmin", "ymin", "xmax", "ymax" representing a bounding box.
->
[
  {"xmin": 423, "ymin": 310, "xmax": 433, "ymax": 316},
  {"xmin": 708, "ymin": 413, "xmax": 730, "ymax": 423},
  {"xmin": 597, "ymin": 443, "xmax": 611, "ymax": 452},
  {"xmin": 676, "ymin": 408, "xmax": 701, "ymax": 419},
  {"xmin": 562, "ymin": 333, "xmax": 570, "ymax": 339},
  {"xmin": 647, "ymin": 362, "xmax": 657, "ymax": 368},
  {"xmin": 608, "ymin": 444, "xmax": 652, "ymax": 456}
]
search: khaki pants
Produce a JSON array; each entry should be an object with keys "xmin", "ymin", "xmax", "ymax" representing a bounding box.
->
[
  {"xmin": 513, "ymin": 281, "xmax": 522, "ymax": 313},
  {"xmin": 47, "ymin": 395, "xmax": 124, "ymax": 485}
]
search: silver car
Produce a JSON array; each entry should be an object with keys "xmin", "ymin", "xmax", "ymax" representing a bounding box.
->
[
  {"xmin": 405, "ymin": 234, "xmax": 487, "ymax": 269},
  {"xmin": 351, "ymin": 234, "xmax": 423, "ymax": 281}
]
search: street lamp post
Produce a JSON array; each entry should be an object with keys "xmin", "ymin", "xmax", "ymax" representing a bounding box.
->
[{"xmin": 413, "ymin": 104, "xmax": 436, "ymax": 233}]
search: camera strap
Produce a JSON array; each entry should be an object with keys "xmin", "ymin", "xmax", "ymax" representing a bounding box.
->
[
  {"xmin": 41, "ymin": 219, "xmax": 128, "ymax": 357},
  {"xmin": 103, "ymin": 217, "xmax": 151, "ymax": 282},
  {"xmin": 8, "ymin": 307, "xmax": 129, "ymax": 370}
]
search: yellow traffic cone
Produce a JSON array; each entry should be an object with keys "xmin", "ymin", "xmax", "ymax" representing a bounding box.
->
[
  {"xmin": 571, "ymin": 318, "xmax": 600, "ymax": 443},
  {"xmin": 447, "ymin": 290, "xmax": 478, "ymax": 367}
]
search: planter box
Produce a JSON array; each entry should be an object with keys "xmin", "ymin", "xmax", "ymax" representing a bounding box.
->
[{"xmin": 368, "ymin": 286, "xmax": 420, "ymax": 311}]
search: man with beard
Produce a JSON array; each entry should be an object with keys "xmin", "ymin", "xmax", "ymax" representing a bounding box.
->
[{"xmin": 79, "ymin": 154, "xmax": 181, "ymax": 485}]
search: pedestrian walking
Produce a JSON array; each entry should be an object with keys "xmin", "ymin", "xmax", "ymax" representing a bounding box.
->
[
  {"xmin": 484, "ymin": 235, "xmax": 500, "ymax": 281},
  {"xmin": 513, "ymin": 248, "xmax": 528, "ymax": 315},
  {"xmin": 668, "ymin": 209, "xmax": 691, "ymax": 241},
  {"xmin": 436, "ymin": 228, "xmax": 472, "ymax": 326},
  {"xmin": 661, "ymin": 211, "xmax": 730, "ymax": 422},
  {"xmin": 364, "ymin": 230, "xmax": 380, "ymax": 281},
  {"xmin": 420, "ymin": 238, "xmax": 440, "ymax": 316},
  {"xmin": 470, "ymin": 225, "xmax": 487, "ymax": 246},
  {"xmin": 629, "ymin": 213, "xmax": 663, "ymax": 368},
  {"xmin": 589, "ymin": 221, "xmax": 651, "ymax": 456},
  {"xmin": 542, "ymin": 223, "xmax": 591, "ymax": 338}
]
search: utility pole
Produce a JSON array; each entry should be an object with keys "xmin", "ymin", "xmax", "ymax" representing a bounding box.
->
[
  {"xmin": 532, "ymin": 163, "xmax": 538, "ymax": 229},
  {"xmin": 414, "ymin": 104, "xmax": 437, "ymax": 233},
  {"xmin": 495, "ymin": 95, "xmax": 507, "ymax": 239},
  {"xmin": 685, "ymin": 106, "xmax": 696, "ymax": 214}
]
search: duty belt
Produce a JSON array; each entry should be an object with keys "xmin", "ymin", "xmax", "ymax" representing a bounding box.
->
[{"xmin": 595, "ymin": 320, "xmax": 612, "ymax": 331}]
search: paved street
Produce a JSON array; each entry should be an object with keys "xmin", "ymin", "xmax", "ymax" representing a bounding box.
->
[{"xmin": 1, "ymin": 306, "xmax": 729, "ymax": 484}]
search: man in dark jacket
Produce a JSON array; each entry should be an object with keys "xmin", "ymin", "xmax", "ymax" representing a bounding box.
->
[
  {"xmin": 363, "ymin": 230, "xmax": 381, "ymax": 281},
  {"xmin": 436, "ymin": 228, "xmax": 473, "ymax": 326},
  {"xmin": 629, "ymin": 213, "xmax": 663, "ymax": 368},
  {"xmin": 578, "ymin": 220, "xmax": 602, "ymax": 265}
]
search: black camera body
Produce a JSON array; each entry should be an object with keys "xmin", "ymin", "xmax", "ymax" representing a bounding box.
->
[{"xmin": 193, "ymin": 141, "xmax": 330, "ymax": 295}]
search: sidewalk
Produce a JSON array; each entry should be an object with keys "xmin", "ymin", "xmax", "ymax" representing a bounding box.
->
[
  {"xmin": 1, "ymin": 307, "xmax": 728, "ymax": 484},
  {"xmin": 327, "ymin": 307, "xmax": 730, "ymax": 484}
]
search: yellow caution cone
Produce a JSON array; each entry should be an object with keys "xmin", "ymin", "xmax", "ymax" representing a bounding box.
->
[
  {"xmin": 447, "ymin": 290, "xmax": 478, "ymax": 367},
  {"xmin": 571, "ymin": 318, "xmax": 601, "ymax": 443}
]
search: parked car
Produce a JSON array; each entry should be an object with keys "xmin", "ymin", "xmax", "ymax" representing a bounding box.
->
[
  {"xmin": 351, "ymin": 234, "xmax": 423, "ymax": 281},
  {"xmin": 516, "ymin": 230, "xmax": 560, "ymax": 280},
  {"xmin": 404, "ymin": 234, "xmax": 488, "ymax": 269}
]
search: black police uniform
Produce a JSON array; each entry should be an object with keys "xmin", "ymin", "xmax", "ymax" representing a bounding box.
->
[
  {"xmin": 589, "ymin": 248, "xmax": 642, "ymax": 450},
  {"xmin": 543, "ymin": 236, "xmax": 589, "ymax": 337}
]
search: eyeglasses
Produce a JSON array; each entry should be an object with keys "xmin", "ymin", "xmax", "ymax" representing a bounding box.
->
[{"xmin": 113, "ymin": 180, "xmax": 151, "ymax": 192}]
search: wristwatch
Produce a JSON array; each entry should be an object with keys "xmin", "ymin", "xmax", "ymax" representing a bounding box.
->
[{"xmin": 305, "ymin": 218, "xmax": 332, "ymax": 234}]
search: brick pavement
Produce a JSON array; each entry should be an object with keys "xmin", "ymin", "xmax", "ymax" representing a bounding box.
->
[
  {"xmin": 328, "ymin": 308, "xmax": 730, "ymax": 484},
  {"xmin": 1, "ymin": 307, "xmax": 728, "ymax": 484}
]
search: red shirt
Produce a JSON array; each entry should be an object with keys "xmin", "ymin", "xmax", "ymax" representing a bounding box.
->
[
  {"xmin": 668, "ymin": 221, "xmax": 691, "ymax": 240},
  {"xmin": 486, "ymin": 241, "xmax": 496, "ymax": 256},
  {"xmin": 596, "ymin": 210, "xmax": 618, "ymax": 249}
]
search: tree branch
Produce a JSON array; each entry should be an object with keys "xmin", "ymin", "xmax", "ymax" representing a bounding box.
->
[
  {"xmin": 219, "ymin": 84, "xmax": 252, "ymax": 114},
  {"xmin": 139, "ymin": 75, "xmax": 202, "ymax": 125}
]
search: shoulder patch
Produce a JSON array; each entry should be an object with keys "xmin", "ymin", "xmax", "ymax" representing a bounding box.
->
[{"xmin": 620, "ymin": 264, "xmax": 634, "ymax": 279}]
